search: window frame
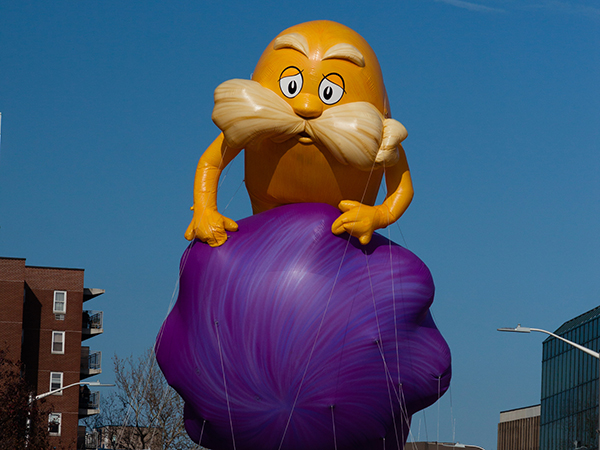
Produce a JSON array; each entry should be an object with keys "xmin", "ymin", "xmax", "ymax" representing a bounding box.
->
[
  {"xmin": 53, "ymin": 290, "xmax": 67, "ymax": 314},
  {"xmin": 48, "ymin": 412, "xmax": 62, "ymax": 436},
  {"xmin": 51, "ymin": 331, "xmax": 65, "ymax": 354},
  {"xmin": 49, "ymin": 372, "xmax": 63, "ymax": 395}
]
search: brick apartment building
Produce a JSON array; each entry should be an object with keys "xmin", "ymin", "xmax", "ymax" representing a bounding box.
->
[{"xmin": 0, "ymin": 256, "xmax": 104, "ymax": 449}]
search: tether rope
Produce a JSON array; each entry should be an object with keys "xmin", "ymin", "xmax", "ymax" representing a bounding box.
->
[
  {"xmin": 331, "ymin": 405, "xmax": 338, "ymax": 450},
  {"xmin": 277, "ymin": 156, "xmax": 380, "ymax": 449},
  {"xmin": 215, "ymin": 320, "xmax": 238, "ymax": 450},
  {"xmin": 114, "ymin": 349, "xmax": 160, "ymax": 448},
  {"xmin": 152, "ymin": 147, "xmax": 243, "ymax": 450},
  {"xmin": 437, "ymin": 376, "xmax": 442, "ymax": 450},
  {"xmin": 276, "ymin": 236, "xmax": 352, "ymax": 450},
  {"xmin": 199, "ymin": 419, "xmax": 207, "ymax": 448},
  {"xmin": 147, "ymin": 348, "xmax": 186, "ymax": 448},
  {"xmin": 363, "ymin": 249, "xmax": 403, "ymax": 449},
  {"xmin": 384, "ymin": 221, "xmax": 417, "ymax": 442}
]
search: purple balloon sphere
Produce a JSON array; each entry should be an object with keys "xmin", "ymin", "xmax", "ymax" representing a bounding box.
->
[{"xmin": 156, "ymin": 203, "xmax": 451, "ymax": 450}]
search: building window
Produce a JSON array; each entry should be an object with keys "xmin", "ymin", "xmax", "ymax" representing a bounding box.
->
[
  {"xmin": 49, "ymin": 372, "xmax": 63, "ymax": 395},
  {"xmin": 51, "ymin": 331, "xmax": 65, "ymax": 354},
  {"xmin": 48, "ymin": 413, "xmax": 61, "ymax": 436},
  {"xmin": 53, "ymin": 290, "xmax": 67, "ymax": 314}
]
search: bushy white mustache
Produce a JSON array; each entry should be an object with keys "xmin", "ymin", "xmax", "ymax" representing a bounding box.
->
[{"xmin": 212, "ymin": 79, "xmax": 407, "ymax": 170}]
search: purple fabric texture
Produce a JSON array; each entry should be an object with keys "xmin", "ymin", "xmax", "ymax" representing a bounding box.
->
[{"xmin": 156, "ymin": 203, "xmax": 451, "ymax": 450}]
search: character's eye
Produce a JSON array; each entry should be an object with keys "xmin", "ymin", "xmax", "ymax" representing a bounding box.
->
[
  {"xmin": 319, "ymin": 74, "xmax": 345, "ymax": 105},
  {"xmin": 279, "ymin": 67, "xmax": 303, "ymax": 98}
]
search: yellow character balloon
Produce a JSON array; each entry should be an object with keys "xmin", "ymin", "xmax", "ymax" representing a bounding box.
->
[{"xmin": 185, "ymin": 20, "xmax": 413, "ymax": 247}]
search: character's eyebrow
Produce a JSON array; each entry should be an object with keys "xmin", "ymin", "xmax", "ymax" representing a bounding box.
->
[
  {"xmin": 273, "ymin": 33, "xmax": 309, "ymax": 58},
  {"xmin": 322, "ymin": 72, "xmax": 346, "ymax": 93},
  {"xmin": 322, "ymin": 43, "xmax": 365, "ymax": 68}
]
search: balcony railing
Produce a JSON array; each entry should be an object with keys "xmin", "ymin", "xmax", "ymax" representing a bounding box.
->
[
  {"xmin": 81, "ymin": 348, "xmax": 102, "ymax": 378},
  {"xmin": 89, "ymin": 351, "xmax": 101, "ymax": 371},
  {"xmin": 82, "ymin": 310, "xmax": 103, "ymax": 340},
  {"xmin": 83, "ymin": 310, "xmax": 103, "ymax": 329},
  {"xmin": 79, "ymin": 390, "xmax": 100, "ymax": 418},
  {"xmin": 79, "ymin": 390, "xmax": 99, "ymax": 410}
]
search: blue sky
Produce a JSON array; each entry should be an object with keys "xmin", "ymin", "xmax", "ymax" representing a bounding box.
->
[{"xmin": 1, "ymin": 1, "xmax": 599, "ymax": 449}]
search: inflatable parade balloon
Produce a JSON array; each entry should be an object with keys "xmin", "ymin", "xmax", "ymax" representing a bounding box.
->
[
  {"xmin": 157, "ymin": 20, "xmax": 451, "ymax": 450},
  {"xmin": 157, "ymin": 203, "xmax": 451, "ymax": 450}
]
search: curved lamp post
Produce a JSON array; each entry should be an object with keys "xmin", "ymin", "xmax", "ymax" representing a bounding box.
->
[
  {"xmin": 26, "ymin": 379, "xmax": 114, "ymax": 447},
  {"xmin": 31, "ymin": 379, "xmax": 114, "ymax": 402},
  {"xmin": 498, "ymin": 324, "xmax": 600, "ymax": 443}
]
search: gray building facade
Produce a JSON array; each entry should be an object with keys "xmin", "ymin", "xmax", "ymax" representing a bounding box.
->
[{"xmin": 540, "ymin": 305, "xmax": 600, "ymax": 450}]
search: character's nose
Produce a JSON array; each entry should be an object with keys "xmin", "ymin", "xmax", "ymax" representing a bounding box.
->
[{"xmin": 291, "ymin": 93, "xmax": 323, "ymax": 119}]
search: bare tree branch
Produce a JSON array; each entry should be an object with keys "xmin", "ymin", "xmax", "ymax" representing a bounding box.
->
[{"xmin": 83, "ymin": 348, "xmax": 200, "ymax": 450}]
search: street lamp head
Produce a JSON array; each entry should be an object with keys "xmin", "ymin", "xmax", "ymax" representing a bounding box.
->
[
  {"xmin": 83, "ymin": 380, "xmax": 115, "ymax": 387},
  {"xmin": 497, "ymin": 324, "xmax": 532, "ymax": 333}
]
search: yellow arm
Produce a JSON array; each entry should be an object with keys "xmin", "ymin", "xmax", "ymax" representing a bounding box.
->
[
  {"xmin": 331, "ymin": 144, "xmax": 413, "ymax": 245},
  {"xmin": 184, "ymin": 133, "xmax": 242, "ymax": 246}
]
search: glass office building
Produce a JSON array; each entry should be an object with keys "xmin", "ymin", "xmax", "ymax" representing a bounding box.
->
[{"xmin": 540, "ymin": 305, "xmax": 600, "ymax": 450}]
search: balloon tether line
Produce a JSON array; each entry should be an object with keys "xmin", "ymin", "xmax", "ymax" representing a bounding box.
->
[
  {"xmin": 158, "ymin": 144, "xmax": 236, "ymax": 349},
  {"xmin": 200, "ymin": 419, "xmax": 207, "ymax": 448},
  {"xmin": 156, "ymin": 147, "xmax": 241, "ymax": 447},
  {"xmin": 215, "ymin": 320, "xmax": 238, "ymax": 450},
  {"xmin": 437, "ymin": 375, "xmax": 442, "ymax": 450},
  {"xmin": 364, "ymin": 251, "xmax": 405, "ymax": 448},
  {"xmin": 278, "ymin": 157, "xmax": 380, "ymax": 449},
  {"xmin": 147, "ymin": 348, "xmax": 181, "ymax": 448},
  {"xmin": 115, "ymin": 349, "xmax": 160, "ymax": 447},
  {"xmin": 277, "ymin": 238, "xmax": 352, "ymax": 450},
  {"xmin": 384, "ymin": 218, "xmax": 415, "ymax": 437},
  {"xmin": 331, "ymin": 405, "xmax": 338, "ymax": 450}
]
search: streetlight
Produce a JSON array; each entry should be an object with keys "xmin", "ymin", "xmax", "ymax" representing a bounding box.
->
[
  {"xmin": 440, "ymin": 443, "xmax": 486, "ymax": 450},
  {"xmin": 30, "ymin": 379, "xmax": 114, "ymax": 402},
  {"xmin": 26, "ymin": 380, "xmax": 114, "ymax": 447},
  {"xmin": 498, "ymin": 324, "xmax": 600, "ymax": 445}
]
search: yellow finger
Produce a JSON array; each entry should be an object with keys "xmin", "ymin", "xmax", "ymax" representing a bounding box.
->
[
  {"xmin": 337, "ymin": 200, "xmax": 361, "ymax": 212},
  {"xmin": 359, "ymin": 231, "xmax": 374, "ymax": 245},
  {"xmin": 223, "ymin": 217, "xmax": 239, "ymax": 232}
]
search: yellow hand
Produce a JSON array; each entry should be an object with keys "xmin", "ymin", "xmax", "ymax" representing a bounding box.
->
[
  {"xmin": 184, "ymin": 207, "xmax": 238, "ymax": 247},
  {"xmin": 331, "ymin": 200, "xmax": 392, "ymax": 245}
]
